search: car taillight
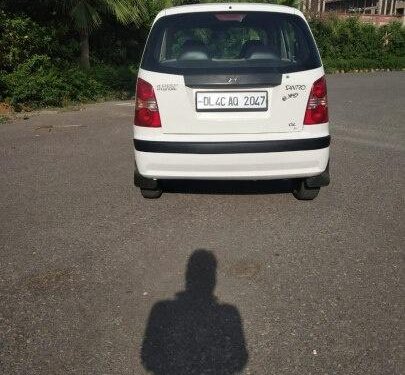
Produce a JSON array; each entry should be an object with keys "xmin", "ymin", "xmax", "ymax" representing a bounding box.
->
[
  {"xmin": 304, "ymin": 76, "xmax": 328, "ymax": 125},
  {"xmin": 135, "ymin": 78, "xmax": 161, "ymax": 127}
]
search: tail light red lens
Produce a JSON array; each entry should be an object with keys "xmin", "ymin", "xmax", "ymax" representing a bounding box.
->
[
  {"xmin": 135, "ymin": 78, "xmax": 161, "ymax": 127},
  {"xmin": 304, "ymin": 76, "xmax": 329, "ymax": 125}
]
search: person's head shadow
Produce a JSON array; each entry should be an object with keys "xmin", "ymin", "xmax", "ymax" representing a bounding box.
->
[{"xmin": 141, "ymin": 250, "xmax": 248, "ymax": 375}]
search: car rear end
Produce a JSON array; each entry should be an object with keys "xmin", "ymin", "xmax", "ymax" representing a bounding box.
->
[{"xmin": 134, "ymin": 4, "xmax": 330, "ymax": 199}]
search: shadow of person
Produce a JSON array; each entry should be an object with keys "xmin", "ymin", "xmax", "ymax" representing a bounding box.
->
[{"xmin": 141, "ymin": 250, "xmax": 248, "ymax": 375}]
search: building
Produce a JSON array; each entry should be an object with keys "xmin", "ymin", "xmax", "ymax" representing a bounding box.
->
[
  {"xmin": 299, "ymin": 0, "xmax": 405, "ymax": 24},
  {"xmin": 299, "ymin": 0, "xmax": 402, "ymax": 15}
]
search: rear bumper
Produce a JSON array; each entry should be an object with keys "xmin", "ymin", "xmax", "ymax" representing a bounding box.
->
[
  {"xmin": 134, "ymin": 136, "xmax": 330, "ymax": 154},
  {"xmin": 134, "ymin": 137, "xmax": 330, "ymax": 180}
]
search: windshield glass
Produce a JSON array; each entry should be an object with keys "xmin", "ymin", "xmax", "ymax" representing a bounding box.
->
[{"xmin": 142, "ymin": 12, "xmax": 321, "ymax": 75}]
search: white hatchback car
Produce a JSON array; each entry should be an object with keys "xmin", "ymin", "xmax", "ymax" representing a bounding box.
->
[{"xmin": 134, "ymin": 3, "xmax": 330, "ymax": 200}]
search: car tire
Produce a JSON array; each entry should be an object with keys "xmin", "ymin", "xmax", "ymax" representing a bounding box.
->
[
  {"xmin": 141, "ymin": 188, "xmax": 163, "ymax": 199},
  {"xmin": 293, "ymin": 179, "xmax": 320, "ymax": 201}
]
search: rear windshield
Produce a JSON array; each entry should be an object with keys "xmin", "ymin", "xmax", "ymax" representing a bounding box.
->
[{"xmin": 141, "ymin": 12, "xmax": 321, "ymax": 75}]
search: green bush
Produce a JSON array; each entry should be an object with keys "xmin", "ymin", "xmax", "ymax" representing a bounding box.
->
[
  {"xmin": 89, "ymin": 64, "xmax": 136, "ymax": 93},
  {"xmin": 2, "ymin": 55, "xmax": 135, "ymax": 108},
  {"xmin": 310, "ymin": 16, "xmax": 405, "ymax": 69},
  {"xmin": 323, "ymin": 56, "xmax": 405, "ymax": 72},
  {"xmin": 379, "ymin": 22, "xmax": 405, "ymax": 56},
  {"xmin": 0, "ymin": 11, "xmax": 65, "ymax": 72}
]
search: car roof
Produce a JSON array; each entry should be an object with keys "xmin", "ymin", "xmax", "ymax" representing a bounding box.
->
[{"xmin": 154, "ymin": 3, "xmax": 304, "ymax": 23}]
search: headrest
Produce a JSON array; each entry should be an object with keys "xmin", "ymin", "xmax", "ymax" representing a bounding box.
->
[
  {"xmin": 179, "ymin": 40, "xmax": 210, "ymax": 61},
  {"xmin": 245, "ymin": 45, "xmax": 279, "ymax": 60},
  {"xmin": 239, "ymin": 40, "xmax": 264, "ymax": 58}
]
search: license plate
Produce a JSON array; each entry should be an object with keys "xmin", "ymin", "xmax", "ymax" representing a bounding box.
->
[{"xmin": 196, "ymin": 91, "xmax": 268, "ymax": 112}]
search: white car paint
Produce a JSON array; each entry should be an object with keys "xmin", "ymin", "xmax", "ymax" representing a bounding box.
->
[{"xmin": 134, "ymin": 3, "xmax": 330, "ymax": 183}]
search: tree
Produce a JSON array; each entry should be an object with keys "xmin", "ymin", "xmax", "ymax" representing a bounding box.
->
[{"xmin": 61, "ymin": 0, "xmax": 144, "ymax": 68}]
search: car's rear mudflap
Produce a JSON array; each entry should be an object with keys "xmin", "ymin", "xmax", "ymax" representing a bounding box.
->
[
  {"xmin": 134, "ymin": 162, "xmax": 159, "ymax": 190},
  {"xmin": 305, "ymin": 161, "xmax": 330, "ymax": 187}
]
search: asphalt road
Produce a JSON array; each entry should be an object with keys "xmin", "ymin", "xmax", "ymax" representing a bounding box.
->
[{"xmin": 0, "ymin": 72, "xmax": 404, "ymax": 375}]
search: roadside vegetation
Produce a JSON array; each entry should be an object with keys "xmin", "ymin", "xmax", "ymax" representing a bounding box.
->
[
  {"xmin": 310, "ymin": 16, "xmax": 405, "ymax": 72},
  {"xmin": 0, "ymin": 0, "xmax": 404, "ymax": 111}
]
